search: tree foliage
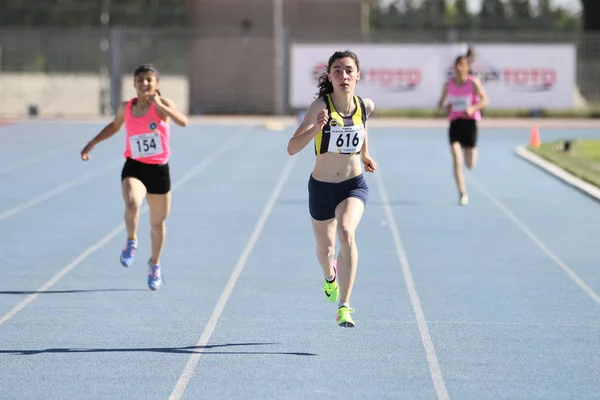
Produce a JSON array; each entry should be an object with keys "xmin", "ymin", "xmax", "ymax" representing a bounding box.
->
[
  {"xmin": 370, "ymin": 0, "xmax": 582, "ymax": 31},
  {"xmin": 0, "ymin": 0, "xmax": 187, "ymax": 27},
  {"xmin": 0, "ymin": 0, "xmax": 591, "ymax": 32}
]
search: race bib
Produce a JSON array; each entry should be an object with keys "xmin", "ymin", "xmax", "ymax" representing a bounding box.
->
[
  {"xmin": 450, "ymin": 96, "xmax": 470, "ymax": 112},
  {"xmin": 129, "ymin": 132, "xmax": 163, "ymax": 159},
  {"xmin": 327, "ymin": 124, "xmax": 365, "ymax": 154}
]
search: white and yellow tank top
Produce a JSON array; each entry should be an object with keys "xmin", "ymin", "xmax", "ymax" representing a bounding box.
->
[{"xmin": 314, "ymin": 94, "xmax": 367, "ymax": 155}]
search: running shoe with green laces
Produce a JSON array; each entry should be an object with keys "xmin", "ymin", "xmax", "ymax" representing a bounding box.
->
[
  {"xmin": 336, "ymin": 306, "xmax": 355, "ymax": 328},
  {"xmin": 322, "ymin": 260, "xmax": 339, "ymax": 302}
]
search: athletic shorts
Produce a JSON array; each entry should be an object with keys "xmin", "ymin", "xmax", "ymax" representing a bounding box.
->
[
  {"xmin": 449, "ymin": 118, "xmax": 478, "ymax": 148},
  {"xmin": 121, "ymin": 157, "xmax": 171, "ymax": 195},
  {"xmin": 308, "ymin": 174, "xmax": 369, "ymax": 221}
]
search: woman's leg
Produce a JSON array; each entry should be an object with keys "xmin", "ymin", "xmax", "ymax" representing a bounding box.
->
[
  {"xmin": 463, "ymin": 146, "xmax": 478, "ymax": 171},
  {"xmin": 311, "ymin": 218, "xmax": 338, "ymax": 301},
  {"xmin": 450, "ymin": 142, "xmax": 468, "ymax": 205},
  {"xmin": 311, "ymin": 218, "xmax": 337, "ymax": 279},
  {"xmin": 120, "ymin": 177, "xmax": 147, "ymax": 267},
  {"xmin": 145, "ymin": 191, "xmax": 171, "ymax": 290},
  {"xmin": 146, "ymin": 192, "xmax": 171, "ymax": 265},
  {"xmin": 308, "ymin": 175, "xmax": 339, "ymax": 301},
  {"xmin": 334, "ymin": 197, "xmax": 365, "ymax": 307},
  {"xmin": 463, "ymin": 120, "xmax": 478, "ymax": 170},
  {"xmin": 333, "ymin": 196, "xmax": 365, "ymax": 327}
]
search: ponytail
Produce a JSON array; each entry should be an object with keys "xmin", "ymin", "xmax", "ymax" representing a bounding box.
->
[{"xmin": 316, "ymin": 71, "xmax": 333, "ymax": 99}]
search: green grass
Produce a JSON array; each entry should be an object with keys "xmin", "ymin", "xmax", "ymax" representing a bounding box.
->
[{"xmin": 528, "ymin": 140, "xmax": 600, "ymax": 188}]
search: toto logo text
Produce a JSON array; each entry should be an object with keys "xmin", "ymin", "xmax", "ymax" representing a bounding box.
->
[
  {"xmin": 447, "ymin": 62, "xmax": 557, "ymax": 92},
  {"xmin": 365, "ymin": 68, "xmax": 421, "ymax": 92},
  {"xmin": 502, "ymin": 68, "xmax": 556, "ymax": 92},
  {"xmin": 312, "ymin": 63, "xmax": 328, "ymax": 81},
  {"xmin": 311, "ymin": 63, "xmax": 421, "ymax": 92}
]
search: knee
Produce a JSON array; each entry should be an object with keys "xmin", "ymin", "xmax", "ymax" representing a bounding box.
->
[
  {"xmin": 337, "ymin": 227, "xmax": 356, "ymax": 248},
  {"xmin": 465, "ymin": 157, "xmax": 476, "ymax": 170},
  {"xmin": 316, "ymin": 244, "xmax": 335, "ymax": 260},
  {"xmin": 451, "ymin": 152, "xmax": 462, "ymax": 167},
  {"xmin": 125, "ymin": 199, "xmax": 140, "ymax": 214},
  {"xmin": 150, "ymin": 219, "xmax": 166, "ymax": 231}
]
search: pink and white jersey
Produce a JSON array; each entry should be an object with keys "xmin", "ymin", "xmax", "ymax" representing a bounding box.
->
[
  {"xmin": 447, "ymin": 76, "xmax": 481, "ymax": 121},
  {"xmin": 123, "ymin": 98, "xmax": 171, "ymax": 164}
]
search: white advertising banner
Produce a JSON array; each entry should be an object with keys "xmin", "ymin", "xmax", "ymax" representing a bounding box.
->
[
  {"xmin": 445, "ymin": 44, "xmax": 576, "ymax": 109},
  {"xmin": 289, "ymin": 43, "xmax": 575, "ymax": 110},
  {"xmin": 289, "ymin": 44, "xmax": 459, "ymax": 109}
]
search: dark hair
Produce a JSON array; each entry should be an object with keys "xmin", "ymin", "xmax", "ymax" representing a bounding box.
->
[
  {"xmin": 134, "ymin": 63, "xmax": 161, "ymax": 96},
  {"xmin": 455, "ymin": 55, "xmax": 468, "ymax": 66},
  {"xmin": 316, "ymin": 50, "xmax": 360, "ymax": 98},
  {"xmin": 466, "ymin": 46, "xmax": 475, "ymax": 59},
  {"xmin": 455, "ymin": 54, "xmax": 474, "ymax": 75},
  {"xmin": 465, "ymin": 47, "xmax": 475, "ymax": 74}
]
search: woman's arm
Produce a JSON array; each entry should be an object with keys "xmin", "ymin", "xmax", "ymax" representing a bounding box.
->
[
  {"xmin": 153, "ymin": 96, "xmax": 189, "ymax": 127},
  {"xmin": 470, "ymin": 77, "xmax": 489, "ymax": 112},
  {"xmin": 80, "ymin": 102, "xmax": 126, "ymax": 160},
  {"xmin": 287, "ymin": 98, "xmax": 328, "ymax": 156},
  {"xmin": 361, "ymin": 98, "xmax": 376, "ymax": 173}
]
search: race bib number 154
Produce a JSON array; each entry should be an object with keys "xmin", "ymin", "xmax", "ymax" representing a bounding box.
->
[{"xmin": 129, "ymin": 132, "xmax": 163, "ymax": 159}]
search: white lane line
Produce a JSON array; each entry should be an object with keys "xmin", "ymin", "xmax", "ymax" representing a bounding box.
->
[
  {"xmin": 438, "ymin": 145, "xmax": 600, "ymax": 306},
  {"xmin": 0, "ymin": 146, "xmax": 77, "ymax": 176},
  {"xmin": 0, "ymin": 158, "xmax": 122, "ymax": 223},
  {"xmin": 468, "ymin": 174, "xmax": 600, "ymax": 306},
  {"xmin": 168, "ymin": 155, "xmax": 297, "ymax": 400},
  {"xmin": 0, "ymin": 131, "xmax": 244, "ymax": 328},
  {"xmin": 374, "ymin": 165, "xmax": 450, "ymax": 400}
]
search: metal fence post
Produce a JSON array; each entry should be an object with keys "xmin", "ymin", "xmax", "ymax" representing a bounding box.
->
[
  {"xmin": 109, "ymin": 27, "xmax": 123, "ymax": 116},
  {"xmin": 273, "ymin": 0, "xmax": 284, "ymax": 115},
  {"xmin": 282, "ymin": 27, "xmax": 290, "ymax": 116}
]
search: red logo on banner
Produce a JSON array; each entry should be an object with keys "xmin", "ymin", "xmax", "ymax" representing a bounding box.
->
[
  {"xmin": 446, "ymin": 61, "xmax": 556, "ymax": 92},
  {"xmin": 364, "ymin": 68, "xmax": 421, "ymax": 92},
  {"xmin": 503, "ymin": 68, "xmax": 556, "ymax": 91},
  {"xmin": 311, "ymin": 64, "xmax": 421, "ymax": 92},
  {"xmin": 312, "ymin": 63, "xmax": 328, "ymax": 82}
]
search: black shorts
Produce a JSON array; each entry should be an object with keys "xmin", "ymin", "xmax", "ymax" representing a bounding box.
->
[
  {"xmin": 308, "ymin": 174, "xmax": 369, "ymax": 221},
  {"xmin": 449, "ymin": 118, "xmax": 478, "ymax": 148},
  {"xmin": 121, "ymin": 158, "xmax": 171, "ymax": 194}
]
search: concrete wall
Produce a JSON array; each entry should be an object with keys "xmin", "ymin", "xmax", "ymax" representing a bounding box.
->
[
  {"xmin": 187, "ymin": 0, "xmax": 364, "ymax": 114},
  {"xmin": 0, "ymin": 73, "xmax": 188, "ymax": 118},
  {"xmin": 0, "ymin": 0, "xmax": 365, "ymax": 117},
  {"xmin": 188, "ymin": 0, "xmax": 363, "ymax": 35},
  {"xmin": 187, "ymin": 37, "xmax": 276, "ymax": 115}
]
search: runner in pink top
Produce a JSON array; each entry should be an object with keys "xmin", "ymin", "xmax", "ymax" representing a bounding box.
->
[
  {"xmin": 438, "ymin": 55, "xmax": 489, "ymax": 206},
  {"xmin": 80, "ymin": 64, "xmax": 189, "ymax": 290},
  {"xmin": 447, "ymin": 75, "xmax": 482, "ymax": 122},
  {"xmin": 123, "ymin": 95, "xmax": 171, "ymax": 165}
]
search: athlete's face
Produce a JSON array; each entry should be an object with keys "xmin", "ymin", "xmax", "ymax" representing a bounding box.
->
[
  {"xmin": 328, "ymin": 57, "xmax": 360, "ymax": 93},
  {"xmin": 134, "ymin": 71, "xmax": 159, "ymax": 97},
  {"xmin": 455, "ymin": 58, "xmax": 469, "ymax": 78}
]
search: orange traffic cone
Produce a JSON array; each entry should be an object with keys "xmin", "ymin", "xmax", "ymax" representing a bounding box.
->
[{"xmin": 530, "ymin": 125, "xmax": 541, "ymax": 148}]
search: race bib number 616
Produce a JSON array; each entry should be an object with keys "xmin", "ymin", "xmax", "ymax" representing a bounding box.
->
[
  {"xmin": 129, "ymin": 132, "xmax": 163, "ymax": 159},
  {"xmin": 327, "ymin": 125, "xmax": 365, "ymax": 154}
]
